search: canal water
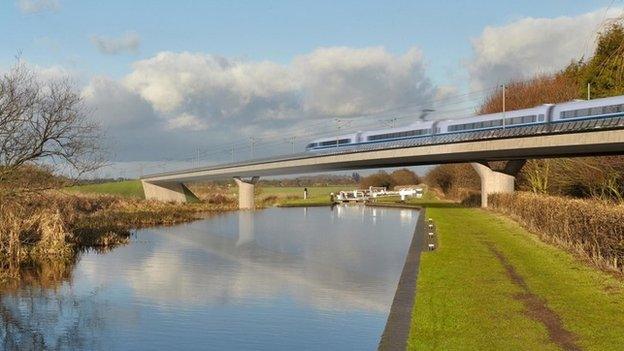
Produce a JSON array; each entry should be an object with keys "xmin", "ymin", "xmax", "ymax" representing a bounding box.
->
[{"xmin": 0, "ymin": 206, "xmax": 418, "ymax": 350}]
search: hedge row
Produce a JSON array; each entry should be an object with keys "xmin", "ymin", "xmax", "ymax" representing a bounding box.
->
[{"xmin": 489, "ymin": 192, "xmax": 624, "ymax": 273}]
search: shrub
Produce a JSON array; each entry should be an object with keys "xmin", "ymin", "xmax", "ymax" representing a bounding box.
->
[
  {"xmin": 390, "ymin": 168, "xmax": 421, "ymax": 186},
  {"xmin": 207, "ymin": 193, "xmax": 236, "ymax": 205},
  {"xmin": 489, "ymin": 192, "xmax": 624, "ymax": 273},
  {"xmin": 359, "ymin": 171, "xmax": 397, "ymax": 189},
  {"xmin": 425, "ymin": 163, "xmax": 480, "ymax": 200}
]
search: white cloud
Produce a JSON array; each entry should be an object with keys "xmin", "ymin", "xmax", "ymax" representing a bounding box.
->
[
  {"xmin": 124, "ymin": 52, "xmax": 295, "ymax": 119},
  {"xmin": 82, "ymin": 76, "xmax": 156, "ymax": 128},
  {"xmin": 73, "ymin": 47, "xmax": 438, "ymax": 164},
  {"xmin": 467, "ymin": 7, "xmax": 623, "ymax": 89},
  {"xmin": 166, "ymin": 113, "xmax": 210, "ymax": 131},
  {"xmin": 295, "ymin": 47, "xmax": 435, "ymax": 116},
  {"xmin": 121, "ymin": 48, "xmax": 436, "ymax": 132},
  {"xmin": 91, "ymin": 32, "xmax": 141, "ymax": 55},
  {"xmin": 16, "ymin": 0, "xmax": 59, "ymax": 13}
]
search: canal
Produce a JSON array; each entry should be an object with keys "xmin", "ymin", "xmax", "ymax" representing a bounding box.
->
[{"xmin": 0, "ymin": 206, "xmax": 418, "ymax": 350}]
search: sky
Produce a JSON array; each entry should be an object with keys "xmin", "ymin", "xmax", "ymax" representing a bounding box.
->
[{"xmin": 1, "ymin": 0, "xmax": 623, "ymax": 178}]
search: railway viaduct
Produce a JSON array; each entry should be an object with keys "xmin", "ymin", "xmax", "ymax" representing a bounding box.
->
[{"xmin": 140, "ymin": 124, "xmax": 624, "ymax": 209}]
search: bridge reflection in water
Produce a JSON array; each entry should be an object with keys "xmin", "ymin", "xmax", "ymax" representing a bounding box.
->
[{"xmin": 0, "ymin": 205, "xmax": 419, "ymax": 351}]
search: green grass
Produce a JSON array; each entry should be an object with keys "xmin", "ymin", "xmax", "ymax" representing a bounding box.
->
[
  {"xmin": 67, "ymin": 182, "xmax": 352, "ymax": 205},
  {"xmin": 278, "ymin": 197, "xmax": 333, "ymax": 207},
  {"xmin": 408, "ymin": 204, "xmax": 624, "ymax": 350},
  {"xmin": 257, "ymin": 185, "xmax": 351, "ymax": 207},
  {"xmin": 65, "ymin": 180, "xmax": 145, "ymax": 199},
  {"xmin": 255, "ymin": 185, "xmax": 349, "ymax": 197}
]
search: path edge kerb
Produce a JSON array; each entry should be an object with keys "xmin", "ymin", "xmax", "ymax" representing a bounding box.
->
[{"xmin": 376, "ymin": 204, "xmax": 426, "ymax": 351}]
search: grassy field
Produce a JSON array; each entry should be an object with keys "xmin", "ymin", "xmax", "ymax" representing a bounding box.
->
[
  {"xmin": 256, "ymin": 185, "xmax": 350, "ymax": 197},
  {"xmin": 65, "ymin": 180, "xmax": 145, "ymax": 198},
  {"xmin": 66, "ymin": 181, "xmax": 353, "ymax": 206},
  {"xmin": 259, "ymin": 185, "xmax": 349, "ymax": 206},
  {"xmin": 407, "ymin": 201, "xmax": 624, "ymax": 350}
]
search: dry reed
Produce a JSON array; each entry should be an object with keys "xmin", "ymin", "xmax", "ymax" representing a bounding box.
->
[{"xmin": 0, "ymin": 191, "xmax": 237, "ymax": 285}]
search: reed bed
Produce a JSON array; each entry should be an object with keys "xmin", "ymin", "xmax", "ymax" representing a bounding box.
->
[
  {"xmin": 0, "ymin": 191, "xmax": 237, "ymax": 285},
  {"xmin": 489, "ymin": 192, "xmax": 624, "ymax": 273}
]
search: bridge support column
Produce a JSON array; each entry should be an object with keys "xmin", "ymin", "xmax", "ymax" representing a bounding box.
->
[
  {"xmin": 141, "ymin": 180, "xmax": 199, "ymax": 203},
  {"xmin": 471, "ymin": 160, "xmax": 525, "ymax": 208},
  {"xmin": 234, "ymin": 176, "xmax": 259, "ymax": 210}
]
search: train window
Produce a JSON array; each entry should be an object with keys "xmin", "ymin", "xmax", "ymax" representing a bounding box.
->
[
  {"xmin": 368, "ymin": 129, "xmax": 427, "ymax": 141},
  {"xmin": 590, "ymin": 107, "xmax": 603, "ymax": 115},
  {"xmin": 338, "ymin": 138, "xmax": 350, "ymax": 144},
  {"xmin": 306, "ymin": 143, "xmax": 317, "ymax": 148},
  {"xmin": 561, "ymin": 110, "xmax": 574, "ymax": 119},
  {"xmin": 538, "ymin": 114, "xmax": 545, "ymax": 121},
  {"xmin": 604, "ymin": 105, "xmax": 618, "ymax": 114},
  {"xmin": 492, "ymin": 119, "xmax": 502, "ymax": 126},
  {"xmin": 519, "ymin": 115, "xmax": 536, "ymax": 124}
]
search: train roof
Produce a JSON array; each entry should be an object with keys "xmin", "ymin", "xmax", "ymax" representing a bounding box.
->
[
  {"xmin": 553, "ymin": 95, "xmax": 624, "ymax": 109},
  {"xmin": 439, "ymin": 105, "xmax": 552, "ymax": 125},
  {"xmin": 363, "ymin": 120, "xmax": 434, "ymax": 136},
  {"xmin": 309, "ymin": 132, "xmax": 357, "ymax": 143}
]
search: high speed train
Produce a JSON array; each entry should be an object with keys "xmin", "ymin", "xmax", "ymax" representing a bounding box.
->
[{"xmin": 305, "ymin": 95, "xmax": 624, "ymax": 151}]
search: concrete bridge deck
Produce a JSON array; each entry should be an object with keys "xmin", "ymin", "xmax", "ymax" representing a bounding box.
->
[{"xmin": 141, "ymin": 118, "xmax": 624, "ymax": 208}]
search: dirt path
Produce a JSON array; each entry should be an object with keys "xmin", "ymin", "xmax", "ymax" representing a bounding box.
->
[{"xmin": 487, "ymin": 243, "xmax": 582, "ymax": 351}]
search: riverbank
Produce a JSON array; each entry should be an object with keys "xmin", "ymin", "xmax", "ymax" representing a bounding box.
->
[
  {"xmin": 0, "ymin": 191, "xmax": 236, "ymax": 286},
  {"xmin": 406, "ymin": 200, "xmax": 624, "ymax": 350},
  {"xmin": 1, "ymin": 182, "xmax": 350, "ymax": 285}
]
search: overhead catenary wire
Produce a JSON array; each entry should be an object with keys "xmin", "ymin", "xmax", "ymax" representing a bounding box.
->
[{"xmin": 157, "ymin": 82, "xmax": 533, "ymax": 163}]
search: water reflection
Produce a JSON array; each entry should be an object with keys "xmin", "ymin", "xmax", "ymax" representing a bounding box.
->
[
  {"xmin": 1, "ymin": 205, "xmax": 418, "ymax": 350},
  {"xmin": 236, "ymin": 211, "xmax": 255, "ymax": 247},
  {"xmin": 0, "ymin": 255, "xmax": 106, "ymax": 350}
]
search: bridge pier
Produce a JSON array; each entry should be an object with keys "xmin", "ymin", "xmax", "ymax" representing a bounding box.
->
[
  {"xmin": 234, "ymin": 176, "xmax": 259, "ymax": 210},
  {"xmin": 141, "ymin": 180, "xmax": 199, "ymax": 203},
  {"xmin": 471, "ymin": 161, "xmax": 525, "ymax": 208}
]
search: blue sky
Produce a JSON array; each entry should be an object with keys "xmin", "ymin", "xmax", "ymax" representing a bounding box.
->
[
  {"xmin": 1, "ymin": 0, "xmax": 621, "ymax": 177},
  {"xmin": 3, "ymin": 0, "xmax": 612, "ymax": 82}
]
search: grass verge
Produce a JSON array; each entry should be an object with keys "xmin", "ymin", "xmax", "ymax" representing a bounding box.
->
[
  {"xmin": 408, "ymin": 204, "xmax": 624, "ymax": 350},
  {"xmin": 65, "ymin": 180, "xmax": 145, "ymax": 198}
]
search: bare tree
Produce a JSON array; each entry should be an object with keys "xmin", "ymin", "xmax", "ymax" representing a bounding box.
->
[
  {"xmin": 0, "ymin": 60, "xmax": 105, "ymax": 192},
  {"xmin": 521, "ymin": 159, "xmax": 553, "ymax": 194}
]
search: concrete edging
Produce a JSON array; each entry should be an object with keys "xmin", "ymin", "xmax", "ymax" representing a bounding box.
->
[{"xmin": 377, "ymin": 205, "xmax": 427, "ymax": 351}]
